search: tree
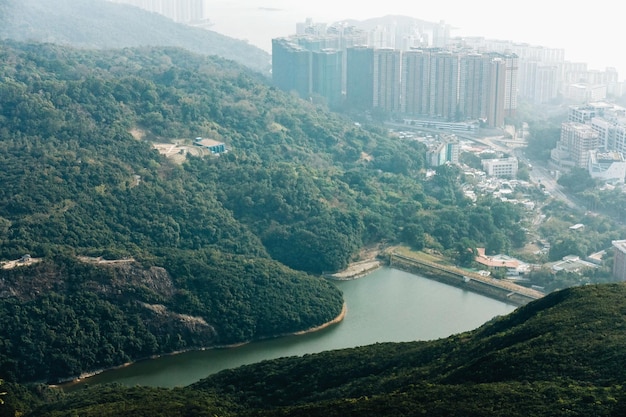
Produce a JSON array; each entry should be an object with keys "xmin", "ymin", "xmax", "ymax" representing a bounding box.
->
[
  {"xmin": 455, "ymin": 238, "xmax": 477, "ymax": 267},
  {"xmin": 557, "ymin": 168, "xmax": 596, "ymax": 193},
  {"xmin": 401, "ymin": 224, "xmax": 425, "ymax": 250}
]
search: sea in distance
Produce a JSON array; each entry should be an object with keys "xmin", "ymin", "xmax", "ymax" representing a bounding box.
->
[{"xmin": 65, "ymin": 267, "xmax": 516, "ymax": 390}]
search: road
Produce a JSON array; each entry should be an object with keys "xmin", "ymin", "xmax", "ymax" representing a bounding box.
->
[
  {"xmin": 480, "ymin": 136, "xmax": 580, "ymax": 210},
  {"xmin": 528, "ymin": 163, "xmax": 579, "ymax": 208}
]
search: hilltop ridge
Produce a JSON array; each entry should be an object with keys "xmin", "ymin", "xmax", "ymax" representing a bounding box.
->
[{"xmin": 0, "ymin": 0, "xmax": 271, "ymax": 73}]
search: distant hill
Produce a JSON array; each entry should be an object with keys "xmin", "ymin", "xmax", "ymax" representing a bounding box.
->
[
  {"xmin": 0, "ymin": 0, "xmax": 271, "ymax": 74},
  {"xmin": 340, "ymin": 14, "xmax": 440, "ymax": 30},
  {"xmin": 10, "ymin": 283, "xmax": 626, "ymax": 416}
]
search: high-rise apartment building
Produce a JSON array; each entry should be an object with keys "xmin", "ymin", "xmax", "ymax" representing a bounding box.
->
[
  {"xmin": 373, "ymin": 48, "xmax": 402, "ymax": 113},
  {"xmin": 429, "ymin": 50, "xmax": 459, "ymax": 120},
  {"xmin": 312, "ymin": 49, "xmax": 343, "ymax": 108},
  {"xmin": 488, "ymin": 52, "xmax": 518, "ymax": 119},
  {"xmin": 459, "ymin": 53, "xmax": 492, "ymax": 121},
  {"xmin": 272, "ymin": 38, "xmax": 344, "ymax": 109},
  {"xmin": 346, "ymin": 46, "xmax": 375, "ymax": 110},
  {"xmin": 487, "ymin": 57, "xmax": 507, "ymax": 128},
  {"xmin": 272, "ymin": 28, "xmax": 517, "ymax": 125},
  {"xmin": 272, "ymin": 38, "xmax": 311, "ymax": 99},
  {"xmin": 401, "ymin": 49, "xmax": 430, "ymax": 115}
]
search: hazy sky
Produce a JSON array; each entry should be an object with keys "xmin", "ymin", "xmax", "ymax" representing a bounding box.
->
[{"xmin": 206, "ymin": 0, "xmax": 624, "ymax": 78}]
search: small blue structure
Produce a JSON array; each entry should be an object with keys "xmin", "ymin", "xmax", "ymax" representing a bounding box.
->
[{"xmin": 194, "ymin": 137, "xmax": 227, "ymax": 154}]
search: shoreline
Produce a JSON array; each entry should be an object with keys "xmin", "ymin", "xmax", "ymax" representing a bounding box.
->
[
  {"xmin": 293, "ymin": 302, "xmax": 347, "ymax": 335},
  {"xmin": 326, "ymin": 259, "xmax": 381, "ymax": 281},
  {"xmin": 57, "ymin": 301, "xmax": 348, "ymax": 389}
]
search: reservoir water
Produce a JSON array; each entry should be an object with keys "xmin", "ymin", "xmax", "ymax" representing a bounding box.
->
[{"xmin": 67, "ymin": 267, "xmax": 516, "ymax": 389}]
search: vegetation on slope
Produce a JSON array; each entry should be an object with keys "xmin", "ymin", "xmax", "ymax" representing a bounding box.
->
[
  {"xmin": 8, "ymin": 283, "xmax": 626, "ymax": 416},
  {"xmin": 0, "ymin": 40, "xmax": 528, "ymax": 384}
]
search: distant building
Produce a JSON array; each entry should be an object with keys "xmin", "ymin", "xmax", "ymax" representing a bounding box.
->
[
  {"xmin": 107, "ymin": 0, "xmax": 208, "ymax": 23},
  {"xmin": 272, "ymin": 38, "xmax": 312, "ymax": 99},
  {"xmin": 564, "ymin": 83, "xmax": 607, "ymax": 103},
  {"xmin": 346, "ymin": 46, "xmax": 375, "ymax": 110},
  {"xmin": 518, "ymin": 61, "xmax": 559, "ymax": 104},
  {"xmin": 475, "ymin": 248, "xmax": 530, "ymax": 276},
  {"xmin": 373, "ymin": 48, "xmax": 402, "ymax": 113},
  {"xmin": 482, "ymin": 157, "xmax": 518, "ymax": 178},
  {"xmin": 311, "ymin": 49, "xmax": 343, "ymax": 108},
  {"xmin": 401, "ymin": 49, "xmax": 431, "ymax": 115},
  {"xmin": 613, "ymin": 240, "xmax": 626, "ymax": 281},
  {"xmin": 425, "ymin": 135, "xmax": 459, "ymax": 167},
  {"xmin": 194, "ymin": 138, "xmax": 226, "ymax": 154},
  {"xmin": 551, "ymin": 122, "xmax": 600, "ymax": 169},
  {"xmin": 587, "ymin": 150, "xmax": 626, "ymax": 184},
  {"xmin": 551, "ymin": 255, "xmax": 598, "ymax": 274}
]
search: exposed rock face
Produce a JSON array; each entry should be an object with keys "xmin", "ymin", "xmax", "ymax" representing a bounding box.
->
[
  {"xmin": 139, "ymin": 302, "xmax": 218, "ymax": 340},
  {"xmin": 0, "ymin": 256, "xmax": 219, "ymax": 346},
  {"xmin": 95, "ymin": 261, "xmax": 177, "ymax": 300},
  {"xmin": 0, "ymin": 260, "xmax": 65, "ymax": 300},
  {"xmin": 0, "ymin": 257, "xmax": 176, "ymax": 301}
]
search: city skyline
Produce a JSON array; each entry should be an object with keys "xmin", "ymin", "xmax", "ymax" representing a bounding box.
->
[{"xmin": 203, "ymin": 0, "xmax": 625, "ymax": 80}]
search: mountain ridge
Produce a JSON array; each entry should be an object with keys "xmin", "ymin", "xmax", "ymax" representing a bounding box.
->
[{"xmin": 0, "ymin": 0, "xmax": 271, "ymax": 74}]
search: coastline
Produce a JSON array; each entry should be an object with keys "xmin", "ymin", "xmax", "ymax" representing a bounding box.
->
[
  {"xmin": 57, "ymin": 301, "xmax": 348, "ymax": 389},
  {"xmin": 326, "ymin": 259, "xmax": 381, "ymax": 280},
  {"xmin": 293, "ymin": 302, "xmax": 347, "ymax": 335}
]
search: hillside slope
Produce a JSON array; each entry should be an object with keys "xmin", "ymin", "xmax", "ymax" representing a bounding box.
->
[
  {"xmin": 0, "ymin": 0, "xmax": 271, "ymax": 73},
  {"xmin": 0, "ymin": 39, "xmax": 535, "ymax": 386}
]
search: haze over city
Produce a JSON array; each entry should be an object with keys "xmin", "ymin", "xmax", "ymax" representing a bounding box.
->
[{"xmin": 205, "ymin": 0, "xmax": 625, "ymax": 79}]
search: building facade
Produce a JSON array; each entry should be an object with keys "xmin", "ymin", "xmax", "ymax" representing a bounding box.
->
[
  {"xmin": 311, "ymin": 49, "xmax": 343, "ymax": 108},
  {"xmin": 346, "ymin": 46, "xmax": 375, "ymax": 110},
  {"xmin": 372, "ymin": 48, "xmax": 402, "ymax": 113},
  {"xmin": 551, "ymin": 122, "xmax": 600, "ymax": 168},
  {"xmin": 272, "ymin": 38, "xmax": 312, "ymax": 99},
  {"xmin": 428, "ymin": 50, "xmax": 460, "ymax": 120},
  {"xmin": 613, "ymin": 240, "xmax": 626, "ymax": 281},
  {"xmin": 481, "ymin": 157, "xmax": 519, "ymax": 177},
  {"xmin": 401, "ymin": 49, "xmax": 431, "ymax": 115},
  {"xmin": 588, "ymin": 151, "xmax": 626, "ymax": 183}
]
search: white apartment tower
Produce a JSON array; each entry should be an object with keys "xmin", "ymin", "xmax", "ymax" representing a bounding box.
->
[{"xmin": 552, "ymin": 123, "xmax": 601, "ymax": 168}]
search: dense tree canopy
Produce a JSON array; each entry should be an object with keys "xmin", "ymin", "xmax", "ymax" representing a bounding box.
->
[{"xmin": 0, "ymin": 40, "xmax": 534, "ymax": 384}]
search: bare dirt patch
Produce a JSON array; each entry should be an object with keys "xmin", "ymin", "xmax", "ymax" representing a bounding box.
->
[
  {"xmin": 153, "ymin": 141, "xmax": 210, "ymax": 164},
  {"xmin": 130, "ymin": 128, "xmax": 146, "ymax": 140},
  {"xmin": 1, "ymin": 257, "xmax": 42, "ymax": 270}
]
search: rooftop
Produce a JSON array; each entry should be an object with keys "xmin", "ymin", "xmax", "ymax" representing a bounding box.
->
[{"xmin": 613, "ymin": 240, "xmax": 626, "ymax": 254}]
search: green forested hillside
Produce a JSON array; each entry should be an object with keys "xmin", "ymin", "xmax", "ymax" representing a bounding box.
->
[
  {"xmin": 0, "ymin": 40, "xmax": 529, "ymax": 385},
  {"xmin": 6, "ymin": 283, "xmax": 626, "ymax": 416}
]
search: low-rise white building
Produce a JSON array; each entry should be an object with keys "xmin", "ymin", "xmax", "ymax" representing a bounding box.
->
[
  {"xmin": 481, "ymin": 157, "xmax": 518, "ymax": 178},
  {"xmin": 588, "ymin": 150, "xmax": 626, "ymax": 184}
]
